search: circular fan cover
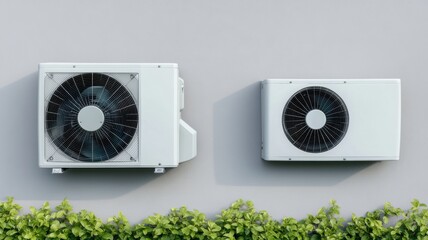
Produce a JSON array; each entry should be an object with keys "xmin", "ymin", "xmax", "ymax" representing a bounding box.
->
[
  {"xmin": 282, "ymin": 86, "xmax": 349, "ymax": 153},
  {"xmin": 46, "ymin": 73, "xmax": 138, "ymax": 162}
]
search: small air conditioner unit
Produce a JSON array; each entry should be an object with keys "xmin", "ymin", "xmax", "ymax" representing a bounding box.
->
[
  {"xmin": 261, "ymin": 79, "xmax": 401, "ymax": 161},
  {"xmin": 39, "ymin": 63, "xmax": 197, "ymax": 173}
]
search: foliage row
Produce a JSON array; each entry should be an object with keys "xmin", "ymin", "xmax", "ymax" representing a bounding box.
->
[{"xmin": 1, "ymin": 198, "xmax": 428, "ymax": 240}]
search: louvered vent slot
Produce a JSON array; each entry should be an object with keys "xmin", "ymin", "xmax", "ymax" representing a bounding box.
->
[
  {"xmin": 282, "ymin": 86, "xmax": 349, "ymax": 153},
  {"xmin": 46, "ymin": 73, "xmax": 138, "ymax": 162}
]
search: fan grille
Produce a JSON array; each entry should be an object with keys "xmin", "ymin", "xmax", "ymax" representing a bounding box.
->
[
  {"xmin": 282, "ymin": 86, "xmax": 349, "ymax": 153},
  {"xmin": 46, "ymin": 73, "xmax": 138, "ymax": 162}
]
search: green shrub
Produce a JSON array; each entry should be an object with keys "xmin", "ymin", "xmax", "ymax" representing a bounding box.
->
[
  {"xmin": 1, "ymin": 198, "xmax": 428, "ymax": 239},
  {"xmin": 215, "ymin": 199, "xmax": 279, "ymax": 239},
  {"xmin": 0, "ymin": 197, "xmax": 21, "ymax": 240}
]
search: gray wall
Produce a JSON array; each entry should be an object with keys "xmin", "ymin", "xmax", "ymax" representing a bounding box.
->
[{"xmin": 1, "ymin": 0, "xmax": 427, "ymax": 223}]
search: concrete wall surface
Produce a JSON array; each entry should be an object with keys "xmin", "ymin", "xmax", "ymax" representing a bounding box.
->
[{"xmin": 0, "ymin": 0, "xmax": 427, "ymax": 223}]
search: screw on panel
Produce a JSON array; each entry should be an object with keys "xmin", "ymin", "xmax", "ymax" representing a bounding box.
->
[
  {"xmin": 288, "ymin": 158, "xmax": 292, "ymax": 161},
  {"xmin": 344, "ymin": 81, "xmax": 347, "ymax": 84},
  {"xmin": 130, "ymin": 157, "xmax": 136, "ymax": 161},
  {"xmin": 130, "ymin": 74, "xmax": 136, "ymax": 80},
  {"xmin": 289, "ymin": 81, "xmax": 292, "ymax": 84},
  {"xmin": 343, "ymin": 158, "xmax": 346, "ymax": 161},
  {"xmin": 158, "ymin": 65, "xmax": 161, "ymax": 68},
  {"xmin": 48, "ymin": 156, "xmax": 53, "ymax": 161},
  {"xmin": 73, "ymin": 65, "xmax": 76, "ymax": 68},
  {"xmin": 46, "ymin": 73, "xmax": 53, "ymax": 79}
]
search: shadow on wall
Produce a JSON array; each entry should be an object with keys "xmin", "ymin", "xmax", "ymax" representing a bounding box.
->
[
  {"xmin": 0, "ymin": 73, "xmax": 160, "ymax": 200},
  {"xmin": 213, "ymin": 82, "xmax": 375, "ymax": 186}
]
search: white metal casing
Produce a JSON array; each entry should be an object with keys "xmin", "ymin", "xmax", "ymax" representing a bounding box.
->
[
  {"xmin": 261, "ymin": 79, "xmax": 401, "ymax": 161},
  {"xmin": 39, "ymin": 63, "xmax": 197, "ymax": 169}
]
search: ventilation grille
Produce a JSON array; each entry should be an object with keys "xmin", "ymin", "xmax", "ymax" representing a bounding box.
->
[
  {"xmin": 282, "ymin": 86, "xmax": 349, "ymax": 153},
  {"xmin": 45, "ymin": 73, "xmax": 138, "ymax": 162}
]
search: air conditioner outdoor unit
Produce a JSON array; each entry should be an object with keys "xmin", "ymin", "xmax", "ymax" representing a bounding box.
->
[
  {"xmin": 261, "ymin": 79, "xmax": 401, "ymax": 161},
  {"xmin": 39, "ymin": 63, "xmax": 197, "ymax": 173}
]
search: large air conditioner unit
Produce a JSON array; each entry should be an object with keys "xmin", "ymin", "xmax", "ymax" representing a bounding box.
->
[
  {"xmin": 261, "ymin": 79, "xmax": 401, "ymax": 161},
  {"xmin": 39, "ymin": 63, "xmax": 197, "ymax": 173}
]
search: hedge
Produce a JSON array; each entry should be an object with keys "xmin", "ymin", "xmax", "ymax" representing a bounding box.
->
[{"xmin": 0, "ymin": 197, "xmax": 427, "ymax": 239}]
